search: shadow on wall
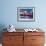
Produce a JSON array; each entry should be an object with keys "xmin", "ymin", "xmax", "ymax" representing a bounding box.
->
[{"xmin": 0, "ymin": 24, "xmax": 7, "ymax": 43}]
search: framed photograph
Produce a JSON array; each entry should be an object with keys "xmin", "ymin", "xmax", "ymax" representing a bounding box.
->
[{"xmin": 17, "ymin": 7, "xmax": 35, "ymax": 22}]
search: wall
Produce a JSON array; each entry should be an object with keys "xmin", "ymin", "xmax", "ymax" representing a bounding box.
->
[
  {"xmin": 0, "ymin": 0, "xmax": 46, "ymax": 29},
  {"xmin": 0, "ymin": 0, "xmax": 40, "ymax": 29},
  {"xmin": 0, "ymin": 0, "xmax": 46, "ymax": 43}
]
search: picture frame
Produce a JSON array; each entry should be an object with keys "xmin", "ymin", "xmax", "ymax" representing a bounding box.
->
[{"xmin": 17, "ymin": 7, "xmax": 35, "ymax": 22}]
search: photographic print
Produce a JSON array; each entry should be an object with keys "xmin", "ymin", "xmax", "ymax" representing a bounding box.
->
[{"xmin": 17, "ymin": 7, "xmax": 35, "ymax": 22}]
